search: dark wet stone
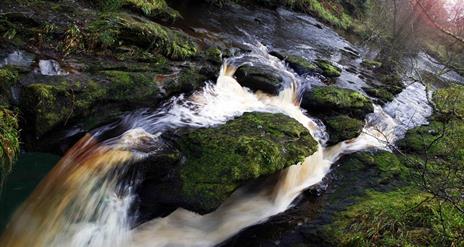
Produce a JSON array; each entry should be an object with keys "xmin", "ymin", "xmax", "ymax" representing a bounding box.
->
[{"xmin": 235, "ymin": 64, "xmax": 284, "ymax": 95}]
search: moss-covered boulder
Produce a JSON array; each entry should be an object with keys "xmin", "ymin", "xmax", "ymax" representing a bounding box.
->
[
  {"xmin": 362, "ymin": 86, "xmax": 395, "ymax": 104},
  {"xmin": 325, "ymin": 115, "xmax": 364, "ymax": 144},
  {"xmin": 235, "ymin": 65, "xmax": 284, "ymax": 95},
  {"xmin": 301, "ymin": 86, "xmax": 373, "ymax": 119},
  {"xmin": 315, "ymin": 59, "xmax": 342, "ymax": 78},
  {"xmin": 137, "ymin": 112, "xmax": 318, "ymax": 214},
  {"xmin": 0, "ymin": 107, "xmax": 20, "ymax": 186},
  {"xmin": 20, "ymin": 72, "xmax": 162, "ymax": 138},
  {"xmin": 270, "ymin": 51, "xmax": 319, "ymax": 75}
]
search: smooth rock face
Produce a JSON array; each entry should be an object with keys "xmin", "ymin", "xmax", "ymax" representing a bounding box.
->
[
  {"xmin": 136, "ymin": 112, "xmax": 319, "ymax": 216},
  {"xmin": 235, "ymin": 65, "xmax": 284, "ymax": 95}
]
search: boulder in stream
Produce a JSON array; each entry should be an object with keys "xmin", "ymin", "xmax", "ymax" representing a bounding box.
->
[
  {"xmin": 301, "ymin": 86, "xmax": 373, "ymax": 144},
  {"xmin": 235, "ymin": 65, "xmax": 284, "ymax": 95},
  {"xmin": 301, "ymin": 86, "xmax": 373, "ymax": 119},
  {"xmin": 136, "ymin": 112, "xmax": 319, "ymax": 215}
]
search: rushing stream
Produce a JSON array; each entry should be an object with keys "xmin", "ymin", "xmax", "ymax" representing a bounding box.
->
[{"xmin": 2, "ymin": 3, "xmax": 462, "ymax": 247}]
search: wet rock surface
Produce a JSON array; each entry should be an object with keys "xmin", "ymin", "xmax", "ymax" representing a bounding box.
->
[{"xmin": 235, "ymin": 64, "xmax": 284, "ymax": 95}]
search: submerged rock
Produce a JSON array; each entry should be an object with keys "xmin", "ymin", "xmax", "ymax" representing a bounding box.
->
[
  {"xmin": 301, "ymin": 86, "xmax": 373, "ymax": 119},
  {"xmin": 235, "ymin": 65, "xmax": 284, "ymax": 95},
  {"xmin": 137, "ymin": 112, "xmax": 318, "ymax": 215}
]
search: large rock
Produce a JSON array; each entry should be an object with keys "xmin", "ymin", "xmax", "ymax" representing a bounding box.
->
[
  {"xmin": 235, "ymin": 65, "xmax": 284, "ymax": 95},
  {"xmin": 136, "ymin": 112, "xmax": 318, "ymax": 215},
  {"xmin": 324, "ymin": 115, "xmax": 364, "ymax": 145},
  {"xmin": 301, "ymin": 86, "xmax": 373, "ymax": 119}
]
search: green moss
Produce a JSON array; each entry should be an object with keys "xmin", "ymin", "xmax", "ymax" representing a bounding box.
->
[
  {"xmin": 286, "ymin": 55, "xmax": 319, "ymax": 74},
  {"xmin": 177, "ymin": 112, "xmax": 318, "ymax": 212},
  {"xmin": 285, "ymin": 0, "xmax": 352, "ymax": 30},
  {"xmin": 315, "ymin": 59, "xmax": 342, "ymax": 77},
  {"xmin": 21, "ymin": 73, "xmax": 160, "ymax": 137},
  {"xmin": 87, "ymin": 13, "xmax": 197, "ymax": 60},
  {"xmin": 0, "ymin": 107, "xmax": 20, "ymax": 187},
  {"xmin": 356, "ymin": 151, "xmax": 409, "ymax": 182},
  {"xmin": 326, "ymin": 188, "xmax": 464, "ymax": 246},
  {"xmin": 325, "ymin": 115, "xmax": 363, "ymax": 144},
  {"xmin": 302, "ymin": 86, "xmax": 373, "ymax": 119},
  {"xmin": 379, "ymin": 73, "xmax": 404, "ymax": 95},
  {"xmin": 204, "ymin": 47, "xmax": 222, "ymax": 65},
  {"xmin": 103, "ymin": 70, "xmax": 160, "ymax": 102},
  {"xmin": 361, "ymin": 59, "xmax": 382, "ymax": 69},
  {"xmin": 363, "ymin": 87, "xmax": 394, "ymax": 103}
]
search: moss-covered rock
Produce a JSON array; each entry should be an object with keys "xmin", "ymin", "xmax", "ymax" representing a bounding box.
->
[
  {"xmin": 361, "ymin": 59, "xmax": 382, "ymax": 70},
  {"xmin": 270, "ymin": 51, "xmax": 319, "ymax": 75},
  {"xmin": 285, "ymin": 55, "xmax": 319, "ymax": 75},
  {"xmin": 235, "ymin": 65, "xmax": 284, "ymax": 95},
  {"xmin": 325, "ymin": 115, "xmax": 363, "ymax": 144},
  {"xmin": 315, "ymin": 59, "xmax": 342, "ymax": 78},
  {"xmin": 362, "ymin": 86, "xmax": 395, "ymax": 104},
  {"xmin": 138, "ymin": 112, "xmax": 318, "ymax": 214},
  {"xmin": 20, "ymin": 72, "xmax": 162, "ymax": 137},
  {"xmin": 87, "ymin": 13, "xmax": 197, "ymax": 60},
  {"xmin": 378, "ymin": 73, "xmax": 404, "ymax": 95},
  {"xmin": 0, "ymin": 107, "xmax": 20, "ymax": 186},
  {"xmin": 204, "ymin": 47, "xmax": 223, "ymax": 65},
  {"xmin": 301, "ymin": 86, "xmax": 373, "ymax": 119}
]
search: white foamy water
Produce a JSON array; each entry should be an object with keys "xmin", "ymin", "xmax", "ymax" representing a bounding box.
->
[{"xmin": 122, "ymin": 49, "xmax": 432, "ymax": 247}]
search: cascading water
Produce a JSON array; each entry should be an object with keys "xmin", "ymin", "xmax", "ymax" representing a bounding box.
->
[{"xmin": 1, "ymin": 42, "xmax": 433, "ymax": 247}]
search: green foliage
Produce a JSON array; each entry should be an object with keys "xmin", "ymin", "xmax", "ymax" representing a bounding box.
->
[
  {"xmin": 0, "ymin": 107, "xmax": 20, "ymax": 187},
  {"xmin": 327, "ymin": 188, "xmax": 464, "ymax": 246},
  {"xmin": 178, "ymin": 112, "xmax": 318, "ymax": 211},
  {"xmin": 433, "ymin": 85, "xmax": 464, "ymax": 119},
  {"xmin": 0, "ymin": 67, "xmax": 19, "ymax": 106},
  {"xmin": 285, "ymin": 0, "xmax": 353, "ymax": 30}
]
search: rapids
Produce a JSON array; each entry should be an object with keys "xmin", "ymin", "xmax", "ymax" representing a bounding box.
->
[
  {"xmin": 1, "ymin": 3, "xmax": 450, "ymax": 246},
  {"xmin": 0, "ymin": 41, "xmax": 434, "ymax": 247}
]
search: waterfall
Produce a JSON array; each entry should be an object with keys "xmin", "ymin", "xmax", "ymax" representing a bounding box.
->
[{"xmin": 0, "ymin": 43, "xmax": 432, "ymax": 247}]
